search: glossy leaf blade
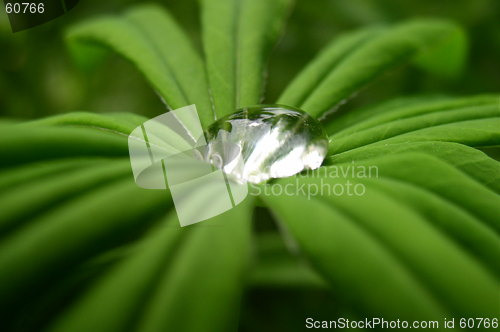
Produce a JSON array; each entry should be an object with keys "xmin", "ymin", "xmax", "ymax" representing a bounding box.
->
[
  {"xmin": 0, "ymin": 179, "xmax": 168, "ymax": 308},
  {"xmin": 328, "ymin": 95, "xmax": 499, "ymax": 139},
  {"xmin": 364, "ymin": 177, "xmax": 500, "ymax": 276},
  {"xmin": 375, "ymin": 118, "xmax": 500, "ymax": 147},
  {"xmin": 67, "ymin": 5, "xmax": 214, "ymax": 126},
  {"xmin": 0, "ymin": 125, "xmax": 128, "ymax": 168},
  {"xmin": 0, "ymin": 160, "xmax": 131, "ymax": 235},
  {"xmin": 135, "ymin": 200, "xmax": 253, "ymax": 332},
  {"xmin": 26, "ymin": 112, "xmax": 148, "ymax": 136},
  {"xmin": 350, "ymin": 153, "xmax": 500, "ymax": 233},
  {"xmin": 328, "ymin": 141, "xmax": 500, "ymax": 194},
  {"xmin": 329, "ymin": 104, "xmax": 500, "ymax": 154},
  {"xmin": 265, "ymin": 173, "xmax": 498, "ymax": 318},
  {"xmin": 47, "ymin": 214, "xmax": 185, "ymax": 332},
  {"xmin": 280, "ymin": 20, "xmax": 466, "ymax": 118},
  {"xmin": 201, "ymin": 0, "xmax": 292, "ymax": 118},
  {"xmin": 263, "ymin": 194, "xmax": 447, "ymax": 320}
]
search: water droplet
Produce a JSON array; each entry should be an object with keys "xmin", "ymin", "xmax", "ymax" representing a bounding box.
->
[{"xmin": 204, "ymin": 105, "xmax": 328, "ymax": 184}]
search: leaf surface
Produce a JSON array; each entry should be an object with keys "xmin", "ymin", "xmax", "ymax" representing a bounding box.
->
[
  {"xmin": 328, "ymin": 141, "xmax": 500, "ymax": 193},
  {"xmin": 264, "ymin": 171, "xmax": 499, "ymax": 318},
  {"xmin": 279, "ymin": 20, "xmax": 466, "ymax": 118},
  {"xmin": 329, "ymin": 104, "xmax": 500, "ymax": 153},
  {"xmin": 0, "ymin": 179, "xmax": 169, "ymax": 309},
  {"xmin": 328, "ymin": 95, "xmax": 499, "ymax": 138},
  {"xmin": 201, "ymin": 0, "xmax": 292, "ymax": 117},
  {"xmin": 263, "ymin": 193, "xmax": 448, "ymax": 320},
  {"xmin": 67, "ymin": 4, "xmax": 214, "ymax": 127}
]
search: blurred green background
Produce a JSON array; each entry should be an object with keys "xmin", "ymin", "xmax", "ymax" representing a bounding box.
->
[{"xmin": 1, "ymin": 0, "xmax": 499, "ymax": 120}]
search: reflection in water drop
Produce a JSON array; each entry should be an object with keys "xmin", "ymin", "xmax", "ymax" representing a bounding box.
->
[{"xmin": 204, "ymin": 105, "xmax": 329, "ymax": 184}]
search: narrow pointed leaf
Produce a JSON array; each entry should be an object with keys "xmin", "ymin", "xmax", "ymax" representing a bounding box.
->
[
  {"xmin": 350, "ymin": 153, "xmax": 500, "ymax": 233},
  {"xmin": 48, "ymin": 214, "xmax": 184, "ymax": 332},
  {"xmin": 329, "ymin": 104, "xmax": 500, "ymax": 153},
  {"xmin": 67, "ymin": 5, "xmax": 214, "ymax": 126},
  {"xmin": 280, "ymin": 20, "xmax": 466, "ymax": 118},
  {"xmin": 26, "ymin": 112, "xmax": 148, "ymax": 136},
  {"xmin": 328, "ymin": 95, "xmax": 499, "ymax": 138},
  {"xmin": 265, "ymin": 174, "xmax": 498, "ymax": 318},
  {"xmin": 278, "ymin": 28, "xmax": 381, "ymax": 108},
  {"xmin": 263, "ymin": 194, "xmax": 448, "ymax": 320},
  {"xmin": 0, "ymin": 125, "xmax": 128, "ymax": 168},
  {"xmin": 375, "ymin": 118, "xmax": 500, "ymax": 147},
  {"xmin": 201, "ymin": 0, "xmax": 292, "ymax": 118},
  {"xmin": 328, "ymin": 141, "xmax": 500, "ymax": 194},
  {"xmin": 134, "ymin": 200, "xmax": 253, "ymax": 332},
  {"xmin": 0, "ymin": 158, "xmax": 108, "ymax": 191},
  {"xmin": 0, "ymin": 179, "xmax": 168, "ymax": 309},
  {"xmin": 0, "ymin": 160, "xmax": 130, "ymax": 235},
  {"xmin": 249, "ymin": 232, "xmax": 328, "ymax": 289},
  {"xmin": 364, "ymin": 177, "xmax": 500, "ymax": 276}
]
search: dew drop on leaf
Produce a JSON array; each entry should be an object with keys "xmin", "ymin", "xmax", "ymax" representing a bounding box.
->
[{"xmin": 204, "ymin": 105, "xmax": 328, "ymax": 184}]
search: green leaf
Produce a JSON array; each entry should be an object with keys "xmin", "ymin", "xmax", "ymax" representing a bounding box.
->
[
  {"xmin": 26, "ymin": 112, "xmax": 148, "ymax": 136},
  {"xmin": 0, "ymin": 125, "xmax": 128, "ymax": 168},
  {"xmin": 328, "ymin": 141, "xmax": 500, "ymax": 194},
  {"xmin": 264, "ymin": 173, "xmax": 498, "ymax": 318},
  {"xmin": 249, "ymin": 232, "xmax": 328, "ymax": 289},
  {"xmin": 201, "ymin": 0, "xmax": 292, "ymax": 118},
  {"xmin": 326, "ymin": 96, "xmax": 500, "ymax": 193},
  {"xmin": 66, "ymin": 4, "xmax": 214, "ymax": 127},
  {"xmin": 48, "ymin": 200, "xmax": 254, "ymax": 332},
  {"xmin": 321, "ymin": 181, "xmax": 498, "ymax": 317},
  {"xmin": 0, "ymin": 158, "xmax": 109, "ymax": 191},
  {"xmin": 327, "ymin": 95, "xmax": 498, "ymax": 138},
  {"xmin": 278, "ymin": 28, "xmax": 381, "ymax": 110},
  {"xmin": 325, "ymin": 95, "xmax": 455, "ymax": 135},
  {"xmin": 0, "ymin": 179, "xmax": 168, "ymax": 309},
  {"xmin": 367, "ymin": 117, "xmax": 500, "ymax": 148},
  {"xmin": 47, "ymin": 213, "xmax": 185, "ymax": 332},
  {"xmin": 0, "ymin": 160, "xmax": 130, "ymax": 235},
  {"xmin": 364, "ymin": 177, "xmax": 500, "ymax": 277},
  {"xmin": 279, "ymin": 19, "xmax": 466, "ymax": 118},
  {"xmin": 329, "ymin": 101, "xmax": 500, "ymax": 154},
  {"xmin": 124, "ymin": 5, "xmax": 214, "ymax": 127},
  {"xmin": 263, "ymin": 193, "xmax": 448, "ymax": 320},
  {"xmin": 134, "ymin": 201, "xmax": 253, "ymax": 332},
  {"xmin": 349, "ymin": 153, "xmax": 500, "ymax": 233}
]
